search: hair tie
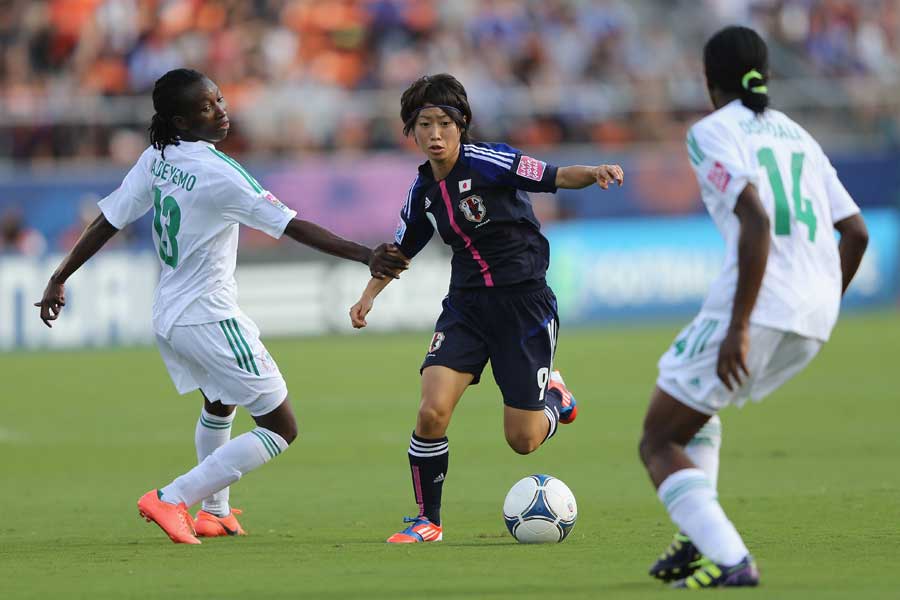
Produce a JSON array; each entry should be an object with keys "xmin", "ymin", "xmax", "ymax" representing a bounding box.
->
[{"xmin": 741, "ymin": 69, "xmax": 768, "ymax": 94}]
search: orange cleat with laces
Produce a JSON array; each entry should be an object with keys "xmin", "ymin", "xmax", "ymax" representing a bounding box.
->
[
  {"xmin": 137, "ymin": 489, "xmax": 201, "ymax": 544},
  {"xmin": 194, "ymin": 509, "xmax": 247, "ymax": 537}
]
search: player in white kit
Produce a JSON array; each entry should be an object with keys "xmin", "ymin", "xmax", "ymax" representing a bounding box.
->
[
  {"xmin": 34, "ymin": 69, "xmax": 407, "ymax": 544},
  {"xmin": 638, "ymin": 27, "xmax": 869, "ymax": 587}
]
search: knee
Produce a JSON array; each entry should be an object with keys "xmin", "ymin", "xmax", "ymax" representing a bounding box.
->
[
  {"xmin": 638, "ymin": 432, "xmax": 660, "ymax": 468},
  {"xmin": 506, "ymin": 433, "xmax": 541, "ymax": 455},
  {"xmin": 281, "ymin": 419, "xmax": 298, "ymax": 446},
  {"xmin": 417, "ymin": 403, "xmax": 452, "ymax": 436}
]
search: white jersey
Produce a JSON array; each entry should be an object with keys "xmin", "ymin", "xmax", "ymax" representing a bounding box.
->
[
  {"xmin": 686, "ymin": 100, "xmax": 860, "ymax": 342},
  {"xmin": 99, "ymin": 140, "xmax": 296, "ymax": 338}
]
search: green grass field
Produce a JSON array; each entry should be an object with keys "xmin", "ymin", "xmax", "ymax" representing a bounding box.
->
[{"xmin": 2, "ymin": 311, "xmax": 898, "ymax": 599}]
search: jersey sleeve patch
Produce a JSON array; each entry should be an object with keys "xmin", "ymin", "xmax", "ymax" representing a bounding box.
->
[
  {"xmin": 394, "ymin": 218, "xmax": 407, "ymax": 244},
  {"xmin": 516, "ymin": 155, "xmax": 547, "ymax": 181},
  {"xmin": 263, "ymin": 190, "xmax": 291, "ymax": 213},
  {"xmin": 706, "ymin": 161, "xmax": 732, "ymax": 193}
]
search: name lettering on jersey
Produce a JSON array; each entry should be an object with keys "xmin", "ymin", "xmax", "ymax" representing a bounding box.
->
[
  {"xmin": 707, "ymin": 161, "xmax": 731, "ymax": 193},
  {"xmin": 458, "ymin": 179, "xmax": 472, "ymax": 193},
  {"xmin": 739, "ymin": 118, "xmax": 802, "ymax": 141},
  {"xmin": 459, "ymin": 195, "xmax": 487, "ymax": 223},
  {"xmin": 516, "ymin": 155, "xmax": 546, "ymax": 181},
  {"xmin": 150, "ymin": 158, "xmax": 197, "ymax": 191}
]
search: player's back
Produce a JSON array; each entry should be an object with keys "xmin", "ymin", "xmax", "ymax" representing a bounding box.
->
[{"xmin": 688, "ymin": 100, "xmax": 860, "ymax": 342}]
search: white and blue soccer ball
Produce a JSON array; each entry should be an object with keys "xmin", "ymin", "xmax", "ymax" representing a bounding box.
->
[{"xmin": 503, "ymin": 474, "xmax": 577, "ymax": 543}]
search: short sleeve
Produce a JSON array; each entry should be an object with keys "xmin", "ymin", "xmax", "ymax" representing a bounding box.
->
[
  {"xmin": 97, "ymin": 150, "xmax": 154, "ymax": 229},
  {"xmin": 821, "ymin": 153, "xmax": 860, "ymax": 224},
  {"xmin": 686, "ymin": 123, "xmax": 758, "ymax": 211},
  {"xmin": 464, "ymin": 143, "xmax": 558, "ymax": 193},
  {"xmin": 394, "ymin": 176, "xmax": 434, "ymax": 259},
  {"xmin": 213, "ymin": 159, "xmax": 296, "ymax": 239}
]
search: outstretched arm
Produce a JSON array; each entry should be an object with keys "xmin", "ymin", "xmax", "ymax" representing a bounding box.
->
[
  {"xmin": 834, "ymin": 214, "xmax": 868, "ymax": 294},
  {"xmin": 555, "ymin": 164, "xmax": 624, "ymax": 190},
  {"xmin": 717, "ymin": 183, "xmax": 770, "ymax": 391},
  {"xmin": 349, "ymin": 273, "xmax": 397, "ymax": 329},
  {"xmin": 282, "ymin": 218, "xmax": 408, "ymax": 279},
  {"xmin": 35, "ymin": 213, "xmax": 120, "ymax": 327}
]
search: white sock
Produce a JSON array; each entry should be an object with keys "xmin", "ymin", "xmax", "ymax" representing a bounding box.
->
[
  {"xmin": 657, "ymin": 468, "xmax": 748, "ymax": 566},
  {"xmin": 161, "ymin": 427, "xmax": 288, "ymax": 508},
  {"xmin": 685, "ymin": 415, "xmax": 721, "ymax": 491},
  {"xmin": 195, "ymin": 408, "xmax": 235, "ymax": 516}
]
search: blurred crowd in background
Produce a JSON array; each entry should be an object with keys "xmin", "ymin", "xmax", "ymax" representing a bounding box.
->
[{"xmin": 1, "ymin": 0, "xmax": 899, "ymax": 163}]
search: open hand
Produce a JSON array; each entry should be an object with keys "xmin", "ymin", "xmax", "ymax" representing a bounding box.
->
[
  {"xmin": 595, "ymin": 164, "xmax": 624, "ymax": 190},
  {"xmin": 369, "ymin": 243, "xmax": 409, "ymax": 279},
  {"xmin": 717, "ymin": 324, "xmax": 750, "ymax": 391},
  {"xmin": 350, "ymin": 296, "xmax": 374, "ymax": 329},
  {"xmin": 34, "ymin": 279, "xmax": 66, "ymax": 328}
]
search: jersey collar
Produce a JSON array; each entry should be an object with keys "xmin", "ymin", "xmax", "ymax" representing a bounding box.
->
[{"xmin": 174, "ymin": 139, "xmax": 216, "ymax": 153}]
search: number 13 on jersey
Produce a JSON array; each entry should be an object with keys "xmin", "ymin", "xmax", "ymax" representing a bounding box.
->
[{"xmin": 153, "ymin": 186, "xmax": 181, "ymax": 268}]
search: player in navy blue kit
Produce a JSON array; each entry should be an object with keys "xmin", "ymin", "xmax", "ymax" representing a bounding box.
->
[{"xmin": 349, "ymin": 74, "xmax": 624, "ymax": 543}]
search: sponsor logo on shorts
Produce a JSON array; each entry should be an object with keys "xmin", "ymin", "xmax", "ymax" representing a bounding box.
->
[
  {"xmin": 516, "ymin": 155, "xmax": 546, "ymax": 181},
  {"xmin": 429, "ymin": 331, "xmax": 445, "ymax": 353},
  {"xmin": 707, "ymin": 161, "xmax": 731, "ymax": 193},
  {"xmin": 458, "ymin": 195, "xmax": 487, "ymax": 223}
]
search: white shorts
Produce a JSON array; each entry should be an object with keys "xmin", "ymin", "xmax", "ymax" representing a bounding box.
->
[
  {"xmin": 657, "ymin": 313, "xmax": 823, "ymax": 415},
  {"xmin": 156, "ymin": 313, "xmax": 287, "ymax": 417}
]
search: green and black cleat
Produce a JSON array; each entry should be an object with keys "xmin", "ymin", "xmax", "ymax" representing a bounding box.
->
[
  {"xmin": 649, "ymin": 533, "xmax": 702, "ymax": 582},
  {"xmin": 671, "ymin": 554, "xmax": 760, "ymax": 588}
]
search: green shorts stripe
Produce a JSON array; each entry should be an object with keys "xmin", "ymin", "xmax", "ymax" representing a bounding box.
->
[
  {"xmin": 230, "ymin": 318, "xmax": 260, "ymax": 376},
  {"xmin": 219, "ymin": 321, "xmax": 247, "ymax": 372}
]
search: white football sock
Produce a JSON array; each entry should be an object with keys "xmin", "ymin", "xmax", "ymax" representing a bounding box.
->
[
  {"xmin": 195, "ymin": 408, "xmax": 235, "ymax": 516},
  {"xmin": 658, "ymin": 468, "xmax": 748, "ymax": 566},
  {"xmin": 161, "ymin": 427, "xmax": 288, "ymax": 508},
  {"xmin": 685, "ymin": 415, "xmax": 721, "ymax": 491}
]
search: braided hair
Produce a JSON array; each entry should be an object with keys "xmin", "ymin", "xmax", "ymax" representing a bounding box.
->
[
  {"xmin": 148, "ymin": 68, "xmax": 206, "ymax": 157},
  {"xmin": 704, "ymin": 26, "xmax": 770, "ymax": 115},
  {"xmin": 400, "ymin": 74, "xmax": 473, "ymax": 143}
]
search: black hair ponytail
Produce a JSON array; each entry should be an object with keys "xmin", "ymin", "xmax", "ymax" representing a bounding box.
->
[
  {"xmin": 703, "ymin": 26, "xmax": 769, "ymax": 115},
  {"xmin": 148, "ymin": 68, "xmax": 206, "ymax": 157}
]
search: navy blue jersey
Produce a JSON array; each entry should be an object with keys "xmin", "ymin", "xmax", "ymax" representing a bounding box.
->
[{"xmin": 394, "ymin": 142, "xmax": 558, "ymax": 289}]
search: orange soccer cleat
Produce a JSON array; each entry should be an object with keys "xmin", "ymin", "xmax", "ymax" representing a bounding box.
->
[
  {"xmin": 548, "ymin": 370, "xmax": 578, "ymax": 424},
  {"xmin": 194, "ymin": 509, "xmax": 247, "ymax": 537},
  {"xmin": 386, "ymin": 516, "xmax": 443, "ymax": 543},
  {"xmin": 137, "ymin": 489, "xmax": 201, "ymax": 545}
]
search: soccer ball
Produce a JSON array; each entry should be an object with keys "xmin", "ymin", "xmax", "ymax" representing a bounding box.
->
[{"xmin": 503, "ymin": 474, "xmax": 577, "ymax": 543}]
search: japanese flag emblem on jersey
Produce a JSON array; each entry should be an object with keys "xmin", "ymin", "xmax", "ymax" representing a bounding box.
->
[
  {"xmin": 459, "ymin": 195, "xmax": 487, "ymax": 223},
  {"xmin": 707, "ymin": 161, "xmax": 732, "ymax": 193},
  {"xmin": 459, "ymin": 179, "xmax": 472, "ymax": 193},
  {"xmin": 516, "ymin": 155, "xmax": 546, "ymax": 181}
]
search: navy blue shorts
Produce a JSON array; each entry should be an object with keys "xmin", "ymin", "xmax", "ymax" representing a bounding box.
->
[{"xmin": 421, "ymin": 282, "xmax": 559, "ymax": 411}]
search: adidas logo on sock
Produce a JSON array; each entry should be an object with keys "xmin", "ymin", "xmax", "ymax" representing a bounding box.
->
[{"xmin": 433, "ymin": 473, "xmax": 445, "ymax": 483}]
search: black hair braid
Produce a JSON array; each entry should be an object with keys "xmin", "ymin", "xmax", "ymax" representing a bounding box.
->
[
  {"xmin": 703, "ymin": 26, "xmax": 770, "ymax": 115},
  {"xmin": 148, "ymin": 68, "xmax": 206, "ymax": 157}
]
